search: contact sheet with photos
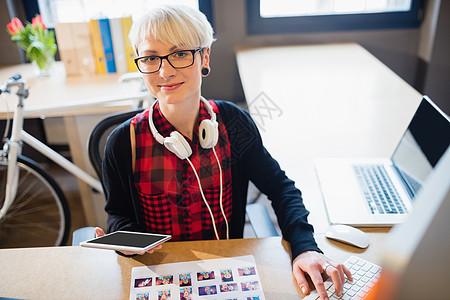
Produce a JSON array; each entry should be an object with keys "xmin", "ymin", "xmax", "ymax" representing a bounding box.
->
[{"xmin": 130, "ymin": 255, "xmax": 265, "ymax": 300}]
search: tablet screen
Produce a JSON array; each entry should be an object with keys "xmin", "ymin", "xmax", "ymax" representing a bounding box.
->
[{"xmin": 86, "ymin": 231, "xmax": 169, "ymax": 248}]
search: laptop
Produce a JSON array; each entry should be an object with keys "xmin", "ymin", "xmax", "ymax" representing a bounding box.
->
[{"xmin": 315, "ymin": 96, "xmax": 450, "ymax": 226}]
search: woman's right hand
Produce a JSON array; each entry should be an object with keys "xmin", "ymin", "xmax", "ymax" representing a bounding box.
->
[{"xmin": 94, "ymin": 227, "xmax": 162, "ymax": 256}]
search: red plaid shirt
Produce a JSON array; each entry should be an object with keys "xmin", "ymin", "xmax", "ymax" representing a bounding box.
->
[{"xmin": 131, "ymin": 100, "xmax": 232, "ymax": 240}]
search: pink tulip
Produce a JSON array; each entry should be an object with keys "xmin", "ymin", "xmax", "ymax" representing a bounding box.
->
[
  {"xmin": 7, "ymin": 18, "xmax": 24, "ymax": 35},
  {"xmin": 32, "ymin": 15, "xmax": 46, "ymax": 30}
]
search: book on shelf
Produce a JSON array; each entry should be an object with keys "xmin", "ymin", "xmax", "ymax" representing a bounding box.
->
[
  {"xmin": 120, "ymin": 16, "xmax": 138, "ymax": 72},
  {"xmin": 54, "ymin": 22, "xmax": 77, "ymax": 75},
  {"xmin": 98, "ymin": 18, "xmax": 117, "ymax": 73},
  {"xmin": 55, "ymin": 22, "xmax": 96, "ymax": 76},
  {"xmin": 109, "ymin": 18, "xmax": 128, "ymax": 74},
  {"xmin": 88, "ymin": 19, "xmax": 107, "ymax": 74},
  {"xmin": 72, "ymin": 22, "xmax": 97, "ymax": 75}
]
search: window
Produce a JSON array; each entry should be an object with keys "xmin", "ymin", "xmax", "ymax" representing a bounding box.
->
[
  {"xmin": 37, "ymin": 0, "xmax": 212, "ymax": 28},
  {"xmin": 260, "ymin": 0, "xmax": 414, "ymax": 18},
  {"xmin": 247, "ymin": 0, "xmax": 424, "ymax": 35}
]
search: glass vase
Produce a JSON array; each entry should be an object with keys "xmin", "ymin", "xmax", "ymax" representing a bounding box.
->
[{"xmin": 32, "ymin": 53, "xmax": 55, "ymax": 77}]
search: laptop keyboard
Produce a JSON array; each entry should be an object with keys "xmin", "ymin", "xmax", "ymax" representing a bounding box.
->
[
  {"xmin": 303, "ymin": 256, "xmax": 381, "ymax": 300},
  {"xmin": 353, "ymin": 165, "xmax": 408, "ymax": 214}
]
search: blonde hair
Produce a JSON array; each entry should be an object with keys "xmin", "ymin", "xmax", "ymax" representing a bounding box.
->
[{"xmin": 129, "ymin": 4, "xmax": 215, "ymax": 55}]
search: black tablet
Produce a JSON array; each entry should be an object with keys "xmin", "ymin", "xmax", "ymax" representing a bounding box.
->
[{"xmin": 80, "ymin": 231, "xmax": 171, "ymax": 253}]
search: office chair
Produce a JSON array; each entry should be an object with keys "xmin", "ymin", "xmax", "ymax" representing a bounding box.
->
[
  {"xmin": 72, "ymin": 108, "xmax": 279, "ymax": 245},
  {"xmin": 88, "ymin": 108, "xmax": 145, "ymax": 181}
]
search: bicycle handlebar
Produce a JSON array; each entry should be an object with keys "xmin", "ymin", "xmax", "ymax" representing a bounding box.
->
[
  {"xmin": 10, "ymin": 74, "xmax": 22, "ymax": 81},
  {"xmin": 0, "ymin": 73, "xmax": 22, "ymax": 95},
  {"xmin": 0, "ymin": 74, "xmax": 29, "ymax": 101}
]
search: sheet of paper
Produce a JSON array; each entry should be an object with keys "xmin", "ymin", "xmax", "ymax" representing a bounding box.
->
[{"xmin": 130, "ymin": 255, "xmax": 265, "ymax": 300}]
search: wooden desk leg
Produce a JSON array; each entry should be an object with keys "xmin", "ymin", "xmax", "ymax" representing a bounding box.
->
[{"xmin": 63, "ymin": 115, "xmax": 107, "ymax": 227}]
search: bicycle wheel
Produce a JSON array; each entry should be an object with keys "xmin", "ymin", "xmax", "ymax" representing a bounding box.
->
[{"xmin": 0, "ymin": 155, "xmax": 70, "ymax": 248}]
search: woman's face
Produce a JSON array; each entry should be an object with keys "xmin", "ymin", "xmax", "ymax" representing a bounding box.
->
[{"xmin": 137, "ymin": 37, "xmax": 210, "ymax": 106}]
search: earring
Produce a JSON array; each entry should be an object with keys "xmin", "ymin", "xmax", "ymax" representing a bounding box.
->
[{"xmin": 201, "ymin": 67, "xmax": 210, "ymax": 76}]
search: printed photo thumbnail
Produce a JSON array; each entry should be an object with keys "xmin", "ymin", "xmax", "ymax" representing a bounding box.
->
[
  {"xmin": 238, "ymin": 267, "xmax": 256, "ymax": 277},
  {"xmin": 241, "ymin": 281, "xmax": 260, "ymax": 291},
  {"xmin": 180, "ymin": 287, "xmax": 193, "ymax": 300},
  {"xmin": 198, "ymin": 285, "xmax": 217, "ymax": 296},
  {"xmin": 220, "ymin": 269, "xmax": 234, "ymax": 282},
  {"xmin": 155, "ymin": 275, "xmax": 174, "ymax": 286},
  {"xmin": 158, "ymin": 289, "xmax": 171, "ymax": 300},
  {"xmin": 135, "ymin": 278, "xmax": 152, "ymax": 288},
  {"xmin": 197, "ymin": 271, "xmax": 215, "ymax": 281},
  {"xmin": 136, "ymin": 292, "xmax": 149, "ymax": 300},
  {"xmin": 220, "ymin": 283, "xmax": 238, "ymax": 293},
  {"xmin": 179, "ymin": 273, "xmax": 192, "ymax": 286}
]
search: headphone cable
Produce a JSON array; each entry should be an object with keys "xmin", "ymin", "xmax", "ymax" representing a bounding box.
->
[
  {"xmin": 212, "ymin": 146, "xmax": 229, "ymax": 239},
  {"xmin": 185, "ymin": 146, "xmax": 228, "ymax": 240}
]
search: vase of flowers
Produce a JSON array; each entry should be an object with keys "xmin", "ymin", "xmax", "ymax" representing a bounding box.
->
[{"xmin": 7, "ymin": 15, "xmax": 57, "ymax": 77}]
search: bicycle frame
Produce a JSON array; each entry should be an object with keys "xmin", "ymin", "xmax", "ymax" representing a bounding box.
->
[{"xmin": 0, "ymin": 76, "xmax": 150, "ymax": 220}]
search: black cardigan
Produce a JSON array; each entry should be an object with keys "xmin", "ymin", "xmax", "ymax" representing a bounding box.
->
[{"xmin": 102, "ymin": 100, "xmax": 321, "ymax": 260}]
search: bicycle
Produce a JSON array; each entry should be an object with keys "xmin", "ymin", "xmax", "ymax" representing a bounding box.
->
[{"xmin": 0, "ymin": 74, "xmax": 149, "ymax": 248}]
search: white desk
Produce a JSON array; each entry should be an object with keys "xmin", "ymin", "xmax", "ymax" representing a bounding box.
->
[
  {"xmin": 0, "ymin": 62, "xmax": 150, "ymax": 227},
  {"xmin": 0, "ymin": 62, "xmax": 148, "ymax": 118},
  {"xmin": 236, "ymin": 43, "xmax": 422, "ymax": 234}
]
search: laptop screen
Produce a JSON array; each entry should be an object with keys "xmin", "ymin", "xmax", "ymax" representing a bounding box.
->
[{"xmin": 391, "ymin": 96, "xmax": 450, "ymax": 197}]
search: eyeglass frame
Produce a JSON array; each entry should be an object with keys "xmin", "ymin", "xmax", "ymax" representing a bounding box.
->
[{"xmin": 134, "ymin": 48, "xmax": 203, "ymax": 74}]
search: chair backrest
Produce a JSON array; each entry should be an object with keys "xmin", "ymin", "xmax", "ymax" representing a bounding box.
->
[{"xmin": 88, "ymin": 108, "xmax": 144, "ymax": 181}]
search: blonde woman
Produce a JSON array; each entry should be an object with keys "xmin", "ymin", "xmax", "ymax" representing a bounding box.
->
[{"xmin": 95, "ymin": 5, "xmax": 351, "ymax": 300}]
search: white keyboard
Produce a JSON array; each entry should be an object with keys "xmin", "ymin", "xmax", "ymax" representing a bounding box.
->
[{"xmin": 304, "ymin": 256, "xmax": 381, "ymax": 300}]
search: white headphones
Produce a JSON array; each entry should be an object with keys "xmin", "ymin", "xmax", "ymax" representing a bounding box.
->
[
  {"xmin": 148, "ymin": 97, "xmax": 219, "ymax": 159},
  {"xmin": 147, "ymin": 97, "xmax": 229, "ymax": 240}
]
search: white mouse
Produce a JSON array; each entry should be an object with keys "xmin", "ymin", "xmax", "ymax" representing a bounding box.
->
[{"xmin": 325, "ymin": 224, "xmax": 370, "ymax": 249}]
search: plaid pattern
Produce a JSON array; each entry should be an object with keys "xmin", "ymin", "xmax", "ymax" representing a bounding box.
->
[{"xmin": 131, "ymin": 100, "xmax": 232, "ymax": 240}]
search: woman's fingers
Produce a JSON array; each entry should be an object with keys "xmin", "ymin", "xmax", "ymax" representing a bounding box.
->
[
  {"xmin": 94, "ymin": 227, "xmax": 105, "ymax": 238},
  {"xmin": 147, "ymin": 244, "xmax": 163, "ymax": 254}
]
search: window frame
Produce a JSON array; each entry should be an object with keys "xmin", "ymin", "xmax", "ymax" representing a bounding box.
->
[
  {"xmin": 199, "ymin": 0, "xmax": 214, "ymax": 27},
  {"xmin": 247, "ymin": 0, "xmax": 424, "ymax": 35}
]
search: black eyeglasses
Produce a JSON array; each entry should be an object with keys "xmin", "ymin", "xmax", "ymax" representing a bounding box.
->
[{"xmin": 134, "ymin": 48, "xmax": 202, "ymax": 74}]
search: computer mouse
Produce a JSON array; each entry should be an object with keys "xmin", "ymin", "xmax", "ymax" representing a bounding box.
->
[{"xmin": 325, "ymin": 224, "xmax": 370, "ymax": 249}]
